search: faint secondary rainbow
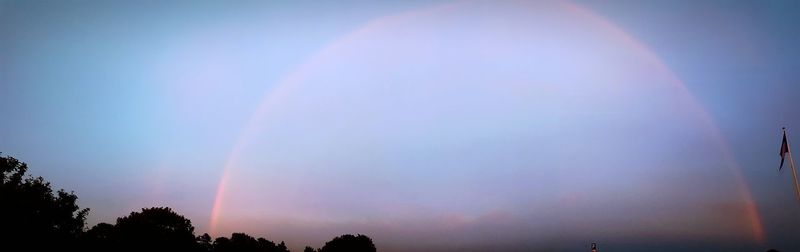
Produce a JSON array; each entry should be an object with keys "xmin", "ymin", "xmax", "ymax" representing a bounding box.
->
[{"xmin": 209, "ymin": 0, "xmax": 765, "ymax": 242}]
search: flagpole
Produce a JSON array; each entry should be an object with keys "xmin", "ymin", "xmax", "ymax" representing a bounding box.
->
[{"xmin": 783, "ymin": 127, "xmax": 800, "ymax": 203}]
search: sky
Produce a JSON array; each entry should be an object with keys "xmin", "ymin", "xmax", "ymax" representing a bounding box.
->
[{"xmin": 2, "ymin": 0, "xmax": 800, "ymax": 251}]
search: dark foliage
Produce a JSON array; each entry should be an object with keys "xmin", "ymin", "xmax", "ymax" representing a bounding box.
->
[
  {"xmin": 0, "ymin": 154, "xmax": 89, "ymax": 250},
  {"xmin": 1, "ymin": 153, "xmax": 378, "ymax": 252},
  {"xmin": 115, "ymin": 207, "xmax": 198, "ymax": 251},
  {"xmin": 319, "ymin": 234, "xmax": 377, "ymax": 252},
  {"xmin": 198, "ymin": 233, "xmax": 214, "ymax": 252},
  {"xmin": 212, "ymin": 232, "xmax": 290, "ymax": 252}
]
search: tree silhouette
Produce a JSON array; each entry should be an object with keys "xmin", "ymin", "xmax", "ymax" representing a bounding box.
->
[
  {"xmin": 113, "ymin": 207, "xmax": 198, "ymax": 251},
  {"xmin": 319, "ymin": 234, "xmax": 376, "ymax": 252},
  {"xmin": 1, "ymin": 154, "xmax": 384, "ymax": 252},
  {"xmin": 82, "ymin": 222, "xmax": 117, "ymax": 250},
  {"xmin": 213, "ymin": 232, "xmax": 290, "ymax": 252},
  {"xmin": 229, "ymin": 233, "xmax": 261, "ymax": 252},
  {"xmin": 0, "ymin": 154, "xmax": 89, "ymax": 250},
  {"xmin": 213, "ymin": 236, "xmax": 232, "ymax": 251},
  {"xmin": 197, "ymin": 233, "xmax": 214, "ymax": 252}
]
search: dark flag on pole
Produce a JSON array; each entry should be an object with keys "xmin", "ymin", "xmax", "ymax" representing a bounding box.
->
[
  {"xmin": 780, "ymin": 131, "xmax": 790, "ymax": 170},
  {"xmin": 778, "ymin": 128, "xmax": 800, "ymax": 203}
]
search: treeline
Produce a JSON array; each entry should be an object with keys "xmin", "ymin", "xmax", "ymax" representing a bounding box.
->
[{"xmin": 0, "ymin": 154, "xmax": 376, "ymax": 252}]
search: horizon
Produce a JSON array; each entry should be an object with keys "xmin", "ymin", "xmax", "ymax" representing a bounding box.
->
[{"xmin": 2, "ymin": 1, "xmax": 800, "ymax": 251}]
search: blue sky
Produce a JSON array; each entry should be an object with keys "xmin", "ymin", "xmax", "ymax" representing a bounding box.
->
[{"xmin": 2, "ymin": 1, "xmax": 800, "ymax": 251}]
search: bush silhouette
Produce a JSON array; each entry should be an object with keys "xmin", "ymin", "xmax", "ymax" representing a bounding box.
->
[{"xmin": 0, "ymin": 154, "xmax": 89, "ymax": 250}]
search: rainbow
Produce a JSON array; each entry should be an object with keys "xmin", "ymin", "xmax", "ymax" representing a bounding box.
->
[{"xmin": 209, "ymin": 1, "xmax": 765, "ymax": 242}]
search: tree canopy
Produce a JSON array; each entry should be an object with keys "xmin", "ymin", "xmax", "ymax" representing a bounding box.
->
[
  {"xmin": 318, "ymin": 234, "xmax": 377, "ymax": 252},
  {"xmin": 1, "ymin": 153, "xmax": 378, "ymax": 252},
  {"xmin": 0, "ymin": 154, "xmax": 89, "ymax": 250},
  {"xmin": 114, "ymin": 207, "xmax": 198, "ymax": 251}
]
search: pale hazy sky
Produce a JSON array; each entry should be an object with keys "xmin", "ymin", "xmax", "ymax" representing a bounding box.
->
[{"xmin": 2, "ymin": 1, "xmax": 800, "ymax": 251}]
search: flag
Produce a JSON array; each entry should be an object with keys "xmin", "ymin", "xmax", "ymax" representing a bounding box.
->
[{"xmin": 780, "ymin": 131, "xmax": 789, "ymax": 170}]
